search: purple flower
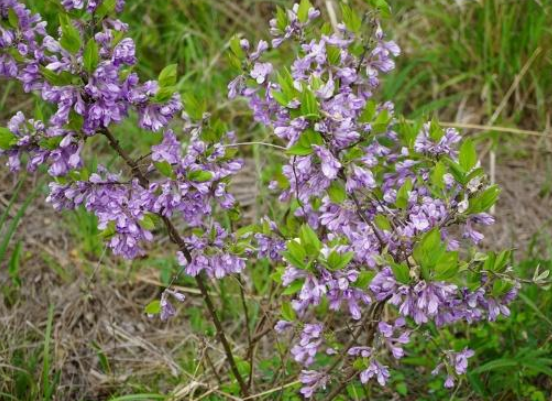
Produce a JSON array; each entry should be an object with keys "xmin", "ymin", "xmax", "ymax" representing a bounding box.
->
[
  {"xmin": 250, "ymin": 62, "xmax": 273, "ymax": 84},
  {"xmin": 299, "ymin": 370, "xmax": 328, "ymax": 398},
  {"xmin": 360, "ymin": 360, "xmax": 390, "ymax": 386},
  {"xmin": 313, "ymin": 146, "xmax": 341, "ymax": 180},
  {"xmin": 291, "ymin": 323, "xmax": 324, "ymax": 367}
]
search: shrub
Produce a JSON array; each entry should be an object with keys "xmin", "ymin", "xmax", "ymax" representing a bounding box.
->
[{"xmin": 0, "ymin": 0, "xmax": 524, "ymax": 398}]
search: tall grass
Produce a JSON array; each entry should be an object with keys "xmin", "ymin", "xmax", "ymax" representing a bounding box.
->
[{"xmin": 386, "ymin": 0, "xmax": 552, "ymax": 128}]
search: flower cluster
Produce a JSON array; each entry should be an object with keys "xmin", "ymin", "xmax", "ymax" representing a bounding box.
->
[
  {"xmin": 1, "ymin": 1, "xmax": 244, "ymax": 270},
  {"xmin": 230, "ymin": 0, "xmax": 518, "ymax": 397}
]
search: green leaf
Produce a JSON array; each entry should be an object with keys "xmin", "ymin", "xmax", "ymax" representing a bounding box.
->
[
  {"xmin": 297, "ymin": 0, "xmax": 313, "ymax": 23},
  {"xmin": 431, "ymin": 161, "xmax": 446, "ymax": 190},
  {"xmin": 335, "ymin": 252, "xmax": 355, "ymax": 270},
  {"xmin": 367, "ymin": 0, "xmax": 392, "ymax": 18},
  {"xmin": 395, "ymin": 382, "xmax": 407, "ymax": 396},
  {"xmin": 283, "ymin": 240, "xmax": 307, "ymax": 269},
  {"xmin": 183, "ymin": 93, "xmax": 206, "ymax": 120},
  {"xmin": 326, "ymin": 250, "xmax": 355, "ymax": 271},
  {"xmin": 83, "ymin": 39, "xmax": 99, "ymax": 73},
  {"xmin": 275, "ymin": 6, "xmax": 288, "ymax": 31},
  {"xmin": 99, "ymin": 221, "xmax": 117, "ymax": 239},
  {"xmin": 492, "ymin": 279, "xmax": 514, "ymax": 297},
  {"xmin": 359, "ymin": 100, "xmax": 377, "ymax": 123},
  {"xmin": 187, "ymin": 170, "xmax": 213, "ymax": 182},
  {"xmin": 374, "ymin": 214, "xmax": 392, "ymax": 231},
  {"xmin": 300, "ymin": 87, "xmax": 320, "ymax": 120},
  {"xmin": 0, "ymin": 127, "xmax": 16, "ymax": 150},
  {"xmin": 429, "ymin": 117, "xmax": 444, "ymax": 141},
  {"xmin": 372, "ymin": 109, "xmax": 391, "ymax": 134},
  {"xmin": 282, "ymin": 279, "xmax": 305, "ymax": 295},
  {"xmin": 433, "ymin": 251, "xmax": 459, "ymax": 280},
  {"xmin": 40, "ymin": 66, "xmax": 80, "ymax": 87},
  {"xmin": 300, "ymin": 224, "xmax": 321, "ymax": 256},
  {"xmin": 95, "ymin": 0, "xmax": 117, "ymax": 19},
  {"xmin": 154, "ymin": 161, "xmax": 175, "ymax": 179},
  {"xmin": 8, "ymin": 8, "xmax": 19, "ymax": 28},
  {"xmin": 467, "ymin": 185, "xmax": 501, "ymax": 214},
  {"xmin": 353, "ymin": 271, "xmax": 376, "ymax": 288},
  {"xmin": 340, "ymin": 4, "xmax": 362, "ymax": 33},
  {"xmin": 395, "ymin": 178, "xmax": 412, "ymax": 209},
  {"xmin": 229, "ymin": 35, "xmax": 245, "ymax": 58},
  {"xmin": 391, "ymin": 263, "xmax": 411, "ymax": 284},
  {"xmin": 158, "ymin": 64, "xmax": 178, "ymax": 88},
  {"xmin": 413, "ymin": 228, "xmax": 446, "ymax": 277},
  {"xmin": 397, "ymin": 117, "xmax": 420, "ymax": 149},
  {"xmin": 327, "ymin": 45, "xmax": 341, "ymax": 65},
  {"xmin": 59, "ymin": 16, "xmax": 82, "ymax": 54},
  {"xmin": 154, "ymin": 86, "xmax": 177, "ymax": 103},
  {"xmin": 328, "ymin": 181, "xmax": 347, "ymax": 203},
  {"xmin": 459, "ymin": 139, "xmax": 477, "ymax": 172},
  {"xmin": 145, "ymin": 300, "xmax": 161, "ymax": 315},
  {"xmin": 281, "ymin": 302, "xmax": 296, "ymax": 321},
  {"xmin": 138, "ymin": 214, "xmax": 156, "ymax": 231},
  {"xmin": 287, "ymin": 129, "xmax": 323, "ymax": 156}
]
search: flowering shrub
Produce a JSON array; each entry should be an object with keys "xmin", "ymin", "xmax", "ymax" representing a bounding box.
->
[{"xmin": 0, "ymin": 0, "xmax": 522, "ymax": 398}]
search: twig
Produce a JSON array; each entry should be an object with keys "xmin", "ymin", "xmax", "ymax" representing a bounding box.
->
[{"xmin": 100, "ymin": 128, "xmax": 250, "ymax": 397}]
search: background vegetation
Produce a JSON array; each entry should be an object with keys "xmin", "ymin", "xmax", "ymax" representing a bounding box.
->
[{"xmin": 1, "ymin": 0, "xmax": 551, "ymax": 399}]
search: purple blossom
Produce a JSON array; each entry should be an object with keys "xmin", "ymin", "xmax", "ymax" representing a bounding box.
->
[
  {"xmin": 291, "ymin": 323, "xmax": 324, "ymax": 367},
  {"xmin": 360, "ymin": 360, "xmax": 390, "ymax": 386},
  {"xmin": 299, "ymin": 370, "xmax": 328, "ymax": 398}
]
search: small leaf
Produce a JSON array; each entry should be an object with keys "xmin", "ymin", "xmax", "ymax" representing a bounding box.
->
[
  {"xmin": 328, "ymin": 181, "xmax": 347, "ymax": 203},
  {"xmin": 229, "ymin": 35, "xmax": 245, "ymax": 58},
  {"xmin": 374, "ymin": 214, "xmax": 392, "ymax": 231},
  {"xmin": 154, "ymin": 86, "xmax": 177, "ymax": 103},
  {"xmin": 395, "ymin": 178, "xmax": 412, "ymax": 209},
  {"xmin": 275, "ymin": 6, "xmax": 288, "ymax": 31},
  {"xmin": 431, "ymin": 161, "xmax": 446, "ymax": 190},
  {"xmin": 158, "ymin": 64, "xmax": 178, "ymax": 88},
  {"xmin": 187, "ymin": 170, "xmax": 213, "ymax": 182},
  {"xmin": 145, "ymin": 300, "xmax": 161, "ymax": 315},
  {"xmin": 281, "ymin": 302, "xmax": 296, "ymax": 321},
  {"xmin": 95, "ymin": 0, "xmax": 117, "ymax": 19},
  {"xmin": 353, "ymin": 271, "xmax": 376, "ymax": 288},
  {"xmin": 154, "ymin": 161, "xmax": 175, "ymax": 179},
  {"xmin": 300, "ymin": 86, "xmax": 320, "ymax": 120},
  {"xmin": 8, "ymin": 8, "xmax": 19, "ymax": 28},
  {"xmin": 297, "ymin": 0, "xmax": 313, "ymax": 23},
  {"xmin": 429, "ymin": 117, "xmax": 444, "ymax": 141},
  {"xmin": 0, "ymin": 127, "xmax": 16, "ymax": 150},
  {"xmin": 340, "ymin": 4, "xmax": 362, "ymax": 33},
  {"xmin": 459, "ymin": 139, "xmax": 477, "ymax": 172},
  {"xmin": 40, "ymin": 66, "xmax": 80, "ymax": 87},
  {"xmin": 59, "ymin": 16, "xmax": 82, "ymax": 54},
  {"xmin": 282, "ymin": 279, "xmax": 305, "ymax": 295},
  {"xmin": 359, "ymin": 100, "xmax": 377, "ymax": 123},
  {"xmin": 139, "ymin": 214, "xmax": 156, "ymax": 231},
  {"xmin": 391, "ymin": 263, "xmax": 411, "ymax": 284},
  {"xmin": 83, "ymin": 38, "xmax": 99, "ymax": 73},
  {"xmin": 300, "ymin": 224, "xmax": 321, "ymax": 255}
]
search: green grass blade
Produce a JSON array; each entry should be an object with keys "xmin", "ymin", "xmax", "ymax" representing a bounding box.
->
[
  {"xmin": 42, "ymin": 304, "xmax": 55, "ymax": 401},
  {"xmin": 0, "ymin": 179, "xmax": 24, "ymax": 229},
  {"xmin": 108, "ymin": 394, "xmax": 166, "ymax": 401},
  {"xmin": 0, "ymin": 181, "xmax": 40, "ymax": 263},
  {"xmin": 518, "ymin": 292, "xmax": 552, "ymax": 328}
]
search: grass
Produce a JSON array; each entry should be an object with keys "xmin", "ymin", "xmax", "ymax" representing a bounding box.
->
[
  {"xmin": 386, "ymin": 0, "xmax": 552, "ymax": 130},
  {"xmin": 0, "ymin": 0, "xmax": 551, "ymax": 400}
]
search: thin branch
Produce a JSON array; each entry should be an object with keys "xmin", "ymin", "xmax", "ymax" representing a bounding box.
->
[{"xmin": 100, "ymin": 128, "xmax": 250, "ymax": 398}]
